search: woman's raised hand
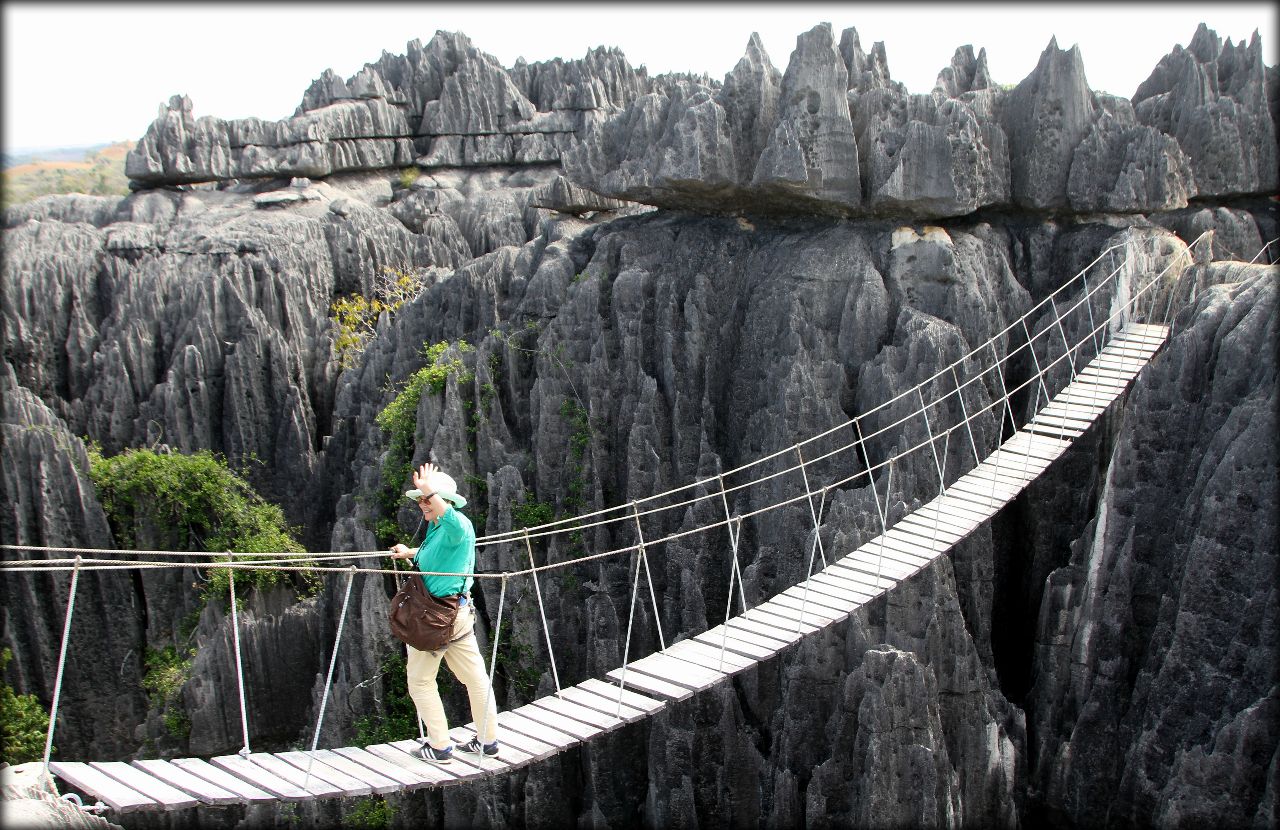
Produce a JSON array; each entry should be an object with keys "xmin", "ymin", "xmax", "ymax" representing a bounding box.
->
[{"xmin": 412, "ymin": 461, "xmax": 438, "ymax": 492}]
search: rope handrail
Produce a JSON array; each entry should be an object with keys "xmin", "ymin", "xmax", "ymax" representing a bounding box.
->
[
  {"xmin": 0, "ymin": 230, "xmax": 1211, "ymax": 576},
  {"xmin": 471, "ymin": 231, "xmax": 1198, "ymax": 547},
  {"xmin": 2, "ymin": 276, "xmax": 1168, "ymax": 583},
  {"xmin": 470, "ymin": 231, "xmax": 1181, "ymax": 544}
]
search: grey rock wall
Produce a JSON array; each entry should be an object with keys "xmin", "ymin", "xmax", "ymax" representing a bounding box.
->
[
  {"xmin": 3, "ymin": 19, "xmax": 1276, "ymax": 830},
  {"xmin": 1028, "ymin": 266, "xmax": 1277, "ymax": 827}
]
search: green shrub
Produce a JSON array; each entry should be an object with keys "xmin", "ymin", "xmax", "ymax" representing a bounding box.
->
[
  {"xmin": 494, "ymin": 633, "xmax": 541, "ymax": 703},
  {"xmin": 353, "ymin": 652, "xmax": 435, "ymax": 746},
  {"xmin": 372, "ymin": 340, "xmax": 472, "ymax": 544},
  {"xmin": 348, "ymin": 795, "xmax": 397, "ymax": 828},
  {"xmin": 87, "ymin": 447, "xmax": 316, "ymax": 602},
  {"xmin": 512, "ymin": 497, "xmax": 554, "ymax": 530},
  {"xmin": 330, "ymin": 267, "xmax": 426, "ymax": 369},
  {"xmin": 141, "ymin": 646, "xmax": 192, "ymax": 739},
  {"xmin": 0, "ymin": 648, "xmax": 49, "ymax": 764}
]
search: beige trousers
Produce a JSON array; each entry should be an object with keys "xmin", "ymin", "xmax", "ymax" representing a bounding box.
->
[{"xmin": 405, "ymin": 603, "xmax": 499, "ymax": 749}]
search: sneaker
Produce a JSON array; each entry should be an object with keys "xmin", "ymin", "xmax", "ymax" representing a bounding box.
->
[
  {"xmin": 459, "ymin": 736, "xmax": 499, "ymax": 758},
  {"xmin": 418, "ymin": 741, "xmax": 453, "ymax": 764}
]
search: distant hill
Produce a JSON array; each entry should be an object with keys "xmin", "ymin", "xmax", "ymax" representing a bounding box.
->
[
  {"xmin": 2, "ymin": 141, "xmax": 132, "ymax": 170},
  {"xmin": 1, "ymin": 140, "xmax": 134, "ymax": 210}
]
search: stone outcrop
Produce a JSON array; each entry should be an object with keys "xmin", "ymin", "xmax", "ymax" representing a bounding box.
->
[
  {"xmin": 1002, "ymin": 38, "xmax": 1100, "ymax": 211},
  {"xmin": 1134, "ymin": 23, "xmax": 1279, "ymax": 198}
]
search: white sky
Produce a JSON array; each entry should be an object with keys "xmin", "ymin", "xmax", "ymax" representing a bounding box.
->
[{"xmin": 3, "ymin": 2, "xmax": 1276, "ymax": 152}]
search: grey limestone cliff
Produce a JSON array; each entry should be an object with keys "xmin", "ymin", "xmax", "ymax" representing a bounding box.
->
[{"xmin": 2, "ymin": 19, "xmax": 1277, "ymax": 830}]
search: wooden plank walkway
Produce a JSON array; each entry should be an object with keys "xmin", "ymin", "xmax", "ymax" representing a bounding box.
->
[{"xmin": 47, "ymin": 324, "xmax": 1167, "ymax": 812}]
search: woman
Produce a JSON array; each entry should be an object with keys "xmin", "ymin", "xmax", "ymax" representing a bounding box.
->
[{"xmin": 390, "ymin": 461, "xmax": 499, "ymax": 763}]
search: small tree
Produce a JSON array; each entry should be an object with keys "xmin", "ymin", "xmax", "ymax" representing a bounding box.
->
[{"xmin": 330, "ymin": 266, "xmax": 428, "ymax": 369}]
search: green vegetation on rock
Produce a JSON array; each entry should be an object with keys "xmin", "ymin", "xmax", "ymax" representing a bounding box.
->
[
  {"xmin": 87, "ymin": 446, "xmax": 316, "ymax": 602},
  {"xmin": 0, "ymin": 648, "xmax": 49, "ymax": 765},
  {"xmin": 330, "ymin": 267, "xmax": 426, "ymax": 370}
]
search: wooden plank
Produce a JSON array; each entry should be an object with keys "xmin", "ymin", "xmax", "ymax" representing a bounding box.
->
[
  {"xmin": 721, "ymin": 614, "xmax": 804, "ymax": 648},
  {"xmin": 939, "ymin": 484, "xmax": 1011, "ymax": 513},
  {"xmin": 1036, "ymin": 404, "xmax": 1097, "ymax": 424},
  {"xmin": 459, "ymin": 716, "xmax": 558, "ymax": 762},
  {"xmin": 883, "ymin": 526, "xmax": 953, "ymax": 555},
  {"xmin": 807, "ymin": 571, "xmax": 878, "ymax": 602},
  {"xmin": 626, "ymin": 651, "xmax": 727, "ymax": 690},
  {"xmin": 605, "ymin": 665, "xmax": 695, "ymax": 701},
  {"xmin": 530, "ymin": 693, "xmax": 626, "ymax": 733},
  {"xmin": 664, "ymin": 638, "xmax": 756, "ymax": 673},
  {"xmin": 946, "ymin": 478, "xmax": 1021, "ymax": 505},
  {"xmin": 787, "ymin": 576, "xmax": 870, "ymax": 609},
  {"xmin": 694, "ymin": 622, "xmax": 785, "ymax": 657},
  {"xmin": 921, "ymin": 493, "xmax": 995, "ymax": 523},
  {"xmin": 447, "ymin": 725, "xmax": 536, "ymax": 767},
  {"xmin": 1076, "ymin": 367, "xmax": 1133, "ymax": 386},
  {"xmin": 785, "ymin": 575, "xmax": 867, "ymax": 607},
  {"xmin": 389, "ymin": 738, "xmax": 504, "ymax": 778},
  {"xmin": 893, "ymin": 513, "xmax": 968, "ymax": 542},
  {"xmin": 835, "ymin": 551, "xmax": 913, "ymax": 583},
  {"xmin": 692, "ymin": 626, "xmax": 781, "ymax": 661},
  {"xmin": 329, "ymin": 746, "xmax": 433, "ymax": 789},
  {"xmin": 49, "ymin": 761, "xmax": 158, "ymax": 813},
  {"xmin": 818, "ymin": 563, "xmax": 895, "ymax": 594},
  {"xmin": 773, "ymin": 585, "xmax": 853, "ymax": 617},
  {"xmin": 851, "ymin": 538, "xmax": 929, "ymax": 571},
  {"xmin": 491, "ymin": 708, "xmax": 583, "ymax": 749},
  {"xmin": 1028, "ymin": 414, "xmax": 1087, "ymax": 433},
  {"xmin": 870, "ymin": 532, "xmax": 943, "ymax": 563},
  {"xmin": 241, "ymin": 753, "xmax": 348, "ymax": 799},
  {"xmin": 1036, "ymin": 402, "xmax": 1097, "ymax": 423},
  {"xmin": 765, "ymin": 593, "xmax": 848, "ymax": 625},
  {"xmin": 210, "ymin": 755, "xmax": 313, "ymax": 802},
  {"xmin": 579, "ymin": 677, "xmax": 667, "ymax": 715},
  {"xmin": 556, "ymin": 684, "xmax": 653, "ymax": 723},
  {"xmin": 131, "ymin": 760, "xmax": 241, "ymax": 806},
  {"xmin": 740, "ymin": 604, "xmax": 823, "ymax": 635},
  {"xmin": 277, "ymin": 750, "xmax": 400, "ymax": 795},
  {"xmin": 170, "ymin": 758, "xmax": 275, "ymax": 804},
  {"xmin": 90, "ymin": 761, "xmax": 199, "ymax": 810},
  {"xmin": 962, "ymin": 464, "xmax": 1037, "ymax": 489},
  {"xmin": 267, "ymin": 751, "xmax": 376, "ymax": 797},
  {"xmin": 901, "ymin": 508, "xmax": 979, "ymax": 539},
  {"xmin": 362, "ymin": 743, "xmax": 465, "ymax": 787}
]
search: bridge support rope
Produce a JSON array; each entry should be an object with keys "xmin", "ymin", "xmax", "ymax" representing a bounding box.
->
[
  {"xmin": 305, "ymin": 565, "xmax": 356, "ymax": 788},
  {"xmin": 227, "ymin": 564, "xmax": 251, "ymax": 758},
  {"xmin": 524, "ymin": 530, "xmax": 562, "ymax": 695},
  {"xmin": 43, "ymin": 556, "xmax": 81, "ymax": 774}
]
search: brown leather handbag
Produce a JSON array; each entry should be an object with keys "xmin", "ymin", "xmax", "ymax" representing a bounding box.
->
[{"xmin": 389, "ymin": 573, "xmax": 459, "ymax": 652}]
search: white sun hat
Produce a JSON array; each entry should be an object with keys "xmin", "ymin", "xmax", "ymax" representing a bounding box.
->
[{"xmin": 405, "ymin": 470, "xmax": 467, "ymax": 509}]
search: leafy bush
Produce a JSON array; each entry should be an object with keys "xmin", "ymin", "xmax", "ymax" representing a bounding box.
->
[
  {"xmin": 87, "ymin": 447, "xmax": 316, "ymax": 601},
  {"xmin": 141, "ymin": 646, "xmax": 193, "ymax": 739},
  {"xmin": 373, "ymin": 340, "xmax": 473, "ymax": 543},
  {"xmin": 330, "ymin": 267, "xmax": 426, "ymax": 369},
  {"xmin": 0, "ymin": 648, "xmax": 49, "ymax": 764},
  {"xmin": 512, "ymin": 497, "xmax": 554, "ymax": 530},
  {"xmin": 348, "ymin": 795, "xmax": 397, "ymax": 828}
]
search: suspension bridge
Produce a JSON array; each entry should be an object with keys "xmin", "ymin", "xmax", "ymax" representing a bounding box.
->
[{"xmin": 2, "ymin": 228, "xmax": 1249, "ymax": 814}]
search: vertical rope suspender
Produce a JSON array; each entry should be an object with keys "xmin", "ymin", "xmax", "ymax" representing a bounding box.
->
[
  {"xmin": 43, "ymin": 555, "xmax": 81, "ymax": 774},
  {"xmin": 523, "ymin": 530, "xmax": 561, "ymax": 695},
  {"xmin": 227, "ymin": 564, "xmax": 251, "ymax": 758}
]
